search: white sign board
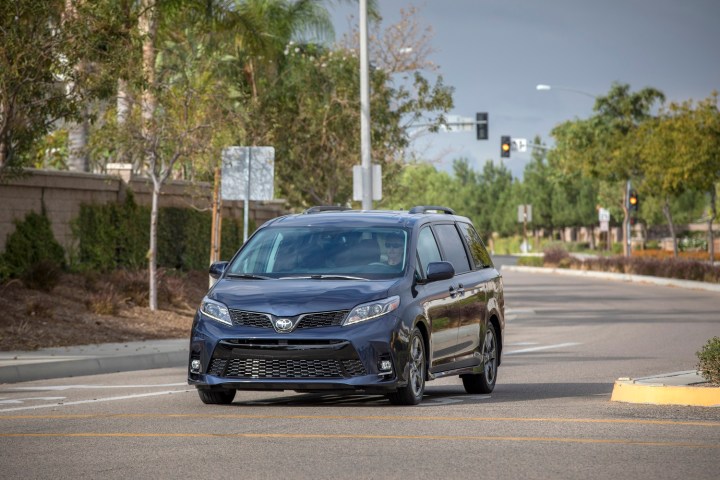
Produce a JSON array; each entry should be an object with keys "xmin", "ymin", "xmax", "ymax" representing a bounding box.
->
[
  {"xmin": 598, "ymin": 208, "xmax": 610, "ymax": 222},
  {"xmin": 221, "ymin": 147, "xmax": 275, "ymax": 201},
  {"xmin": 600, "ymin": 220, "xmax": 609, "ymax": 232},
  {"xmin": 517, "ymin": 204, "xmax": 532, "ymax": 223},
  {"xmin": 439, "ymin": 115, "xmax": 474, "ymax": 132},
  {"xmin": 352, "ymin": 164, "xmax": 382, "ymax": 201},
  {"xmin": 512, "ymin": 138, "xmax": 528, "ymax": 152}
]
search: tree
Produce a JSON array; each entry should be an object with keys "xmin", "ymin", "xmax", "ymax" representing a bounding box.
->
[
  {"xmin": 637, "ymin": 93, "xmax": 720, "ymax": 261},
  {"xmin": 550, "ymin": 83, "xmax": 665, "ymax": 256},
  {"xmin": 0, "ymin": 0, "xmax": 78, "ymax": 177}
]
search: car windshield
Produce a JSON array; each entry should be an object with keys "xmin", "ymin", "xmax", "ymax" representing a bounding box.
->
[{"xmin": 226, "ymin": 226, "xmax": 409, "ymax": 280}]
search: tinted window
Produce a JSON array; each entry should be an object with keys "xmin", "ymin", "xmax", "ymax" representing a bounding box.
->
[
  {"xmin": 227, "ymin": 226, "xmax": 408, "ymax": 279},
  {"xmin": 416, "ymin": 227, "xmax": 442, "ymax": 274},
  {"xmin": 458, "ymin": 222, "xmax": 493, "ymax": 268},
  {"xmin": 433, "ymin": 224, "xmax": 471, "ymax": 274}
]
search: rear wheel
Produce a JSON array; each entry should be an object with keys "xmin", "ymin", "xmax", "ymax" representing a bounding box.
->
[
  {"xmin": 387, "ymin": 328, "xmax": 426, "ymax": 405},
  {"xmin": 197, "ymin": 388, "xmax": 236, "ymax": 405},
  {"xmin": 462, "ymin": 323, "xmax": 498, "ymax": 394}
]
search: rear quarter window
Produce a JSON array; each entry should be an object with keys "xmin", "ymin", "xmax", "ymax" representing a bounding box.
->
[
  {"xmin": 432, "ymin": 223, "xmax": 471, "ymax": 274},
  {"xmin": 458, "ymin": 222, "xmax": 493, "ymax": 269}
]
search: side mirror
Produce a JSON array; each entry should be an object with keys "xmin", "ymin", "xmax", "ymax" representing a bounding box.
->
[
  {"xmin": 425, "ymin": 261, "xmax": 455, "ymax": 282},
  {"xmin": 209, "ymin": 261, "xmax": 229, "ymax": 279}
]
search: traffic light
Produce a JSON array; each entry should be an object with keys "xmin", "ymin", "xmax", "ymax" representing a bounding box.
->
[
  {"xmin": 500, "ymin": 135, "xmax": 511, "ymax": 158},
  {"xmin": 476, "ymin": 112, "xmax": 488, "ymax": 140},
  {"xmin": 629, "ymin": 190, "xmax": 639, "ymax": 212}
]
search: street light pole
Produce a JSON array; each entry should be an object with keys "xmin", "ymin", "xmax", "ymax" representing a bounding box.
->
[{"xmin": 359, "ymin": 0, "xmax": 372, "ymax": 210}]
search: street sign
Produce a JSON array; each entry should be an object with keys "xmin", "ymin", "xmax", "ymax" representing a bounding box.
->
[
  {"xmin": 511, "ymin": 138, "xmax": 528, "ymax": 152},
  {"xmin": 517, "ymin": 204, "xmax": 532, "ymax": 223},
  {"xmin": 598, "ymin": 208, "xmax": 610, "ymax": 222},
  {"xmin": 221, "ymin": 147, "xmax": 275, "ymax": 201},
  {"xmin": 600, "ymin": 220, "xmax": 609, "ymax": 232}
]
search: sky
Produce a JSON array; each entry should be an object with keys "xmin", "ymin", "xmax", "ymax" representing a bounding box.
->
[{"xmin": 328, "ymin": 0, "xmax": 720, "ymax": 178}]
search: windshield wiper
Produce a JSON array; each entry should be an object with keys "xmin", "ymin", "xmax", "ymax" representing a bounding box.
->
[
  {"xmin": 225, "ymin": 273, "xmax": 271, "ymax": 280},
  {"xmin": 309, "ymin": 274, "xmax": 369, "ymax": 281}
]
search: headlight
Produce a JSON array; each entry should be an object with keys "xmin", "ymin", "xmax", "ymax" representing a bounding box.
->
[
  {"xmin": 344, "ymin": 296, "xmax": 400, "ymax": 326},
  {"xmin": 200, "ymin": 298, "xmax": 232, "ymax": 325}
]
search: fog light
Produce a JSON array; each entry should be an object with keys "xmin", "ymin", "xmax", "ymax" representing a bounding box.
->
[
  {"xmin": 190, "ymin": 359, "xmax": 201, "ymax": 374},
  {"xmin": 378, "ymin": 359, "xmax": 393, "ymax": 376}
]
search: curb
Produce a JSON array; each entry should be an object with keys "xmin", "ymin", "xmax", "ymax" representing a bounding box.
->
[
  {"xmin": 502, "ymin": 265, "xmax": 720, "ymax": 293},
  {"xmin": 0, "ymin": 340, "xmax": 188, "ymax": 384},
  {"xmin": 611, "ymin": 373, "xmax": 720, "ymax": 407}
]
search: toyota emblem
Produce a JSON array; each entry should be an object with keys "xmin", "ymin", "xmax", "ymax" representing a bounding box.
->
[{"xmin": 275, "ymin": 318, "xmax": 293, "ymax": 332}]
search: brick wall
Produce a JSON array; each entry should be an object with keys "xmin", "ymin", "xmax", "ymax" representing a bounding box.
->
[{"xmin": 0, "ymin": 169, "xmax": 288, "ymax": 253}]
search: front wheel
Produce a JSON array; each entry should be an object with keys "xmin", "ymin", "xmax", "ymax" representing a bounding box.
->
[
  {"xmin": 387, "ymin": 328, "xmax": 426, "ymax": 405},
  {"xmin": 462, "ymin": 323, "xmax": 498, "ymax": 394},
  {"xmin": 197, "ymin": 388, "xmax": 236, "ymax": 405}
]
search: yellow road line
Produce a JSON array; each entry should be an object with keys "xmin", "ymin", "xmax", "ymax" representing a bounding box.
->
[
  {"xmin": 0, "ymin": 432, "xmax": 718, "ymax": 448},
  {"xmin": 1, "ymin": 413, "xmax": 718, "ymax": 428}
]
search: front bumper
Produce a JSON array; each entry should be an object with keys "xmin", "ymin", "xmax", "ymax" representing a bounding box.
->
[{"xmin": 188, "ymin": 312, "xmax": 408, "ymax": 394}]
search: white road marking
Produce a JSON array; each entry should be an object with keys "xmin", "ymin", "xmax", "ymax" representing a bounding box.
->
[
  {"xmin": 505, "ymin": 342, "xmax": 580, "ymax": 355},
  {"xmin": 0, "ymin": 397, "xmax": 65, "ymax": 404},
  {"xmin": 0, "ymin": 389, "xmax": 193, "ymax": 413},
  {"xmin": 6, "ymin": 383, "xmax": 187, "ymax": 392}
]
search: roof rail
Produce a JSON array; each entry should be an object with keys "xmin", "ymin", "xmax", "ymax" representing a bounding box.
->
[
  {"xmin": 303, "ymin": 206, "xmax": 352, "ymax": 214},
  {"xmin": 409, "ymin": 206, "xmax": 456, "ymax": 215}
]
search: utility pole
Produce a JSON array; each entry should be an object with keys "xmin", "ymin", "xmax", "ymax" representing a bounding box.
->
[{"xmin": 359, "ymin": 0, "xmax": 372, "ymax": 210}]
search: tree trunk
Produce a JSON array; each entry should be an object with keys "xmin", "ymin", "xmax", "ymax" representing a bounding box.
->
[
  {"xmin": 67, "ymin": 104, "xmax": 89, "ymax": 172},
  {"xmin": 139, "ymin": 0, "xmax": 158, "ymax": 146},
  {"xmin": 661, "ymin": 196, "xmax": 678, "ymax": 258},
  {"xmin": 708, "ymin": 188, "xmax": 717, "ymax": 264},
  {"xmin": 149, "ymin": 179, "xmax": 159, "ymax": 311}
]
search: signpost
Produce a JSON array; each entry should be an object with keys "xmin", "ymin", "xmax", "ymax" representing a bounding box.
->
[
  {"xmin": 221, "ymin": 146, "xmax": 275, "ymax": 243},
  {"xmin": 517, "ymin": 204, "xmax": 532, "ymax": 253}
]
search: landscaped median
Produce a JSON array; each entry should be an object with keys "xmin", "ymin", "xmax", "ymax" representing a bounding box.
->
[
  {"xmin": 610, "ymin": 371, "xmax": 720, "ymax": 407},
  {"xmin": 502, "ymin": 265, "xmax": 720, "ymax": 293}
]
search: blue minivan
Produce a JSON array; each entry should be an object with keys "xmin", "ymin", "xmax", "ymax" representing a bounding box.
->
[{"xmin": 188, "ymin": 206, "xmax": 504, "ymax": 405}]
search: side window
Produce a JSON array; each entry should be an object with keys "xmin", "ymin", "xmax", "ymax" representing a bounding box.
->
[
  {"xmin": 416, "ymin": 227, "xmax": 442, "ymax": 275},
  {"xmin": 433, "ymin": 223, "xmax": 472, "ymax": 274},
  {"xmin": 458, "ymin": 222, "xmax": 493, "ymax": 269}
]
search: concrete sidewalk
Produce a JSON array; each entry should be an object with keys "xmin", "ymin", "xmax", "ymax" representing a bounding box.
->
[{"xmin": 0, "ymin": 339, "xmax": 187, "ymax": 384}]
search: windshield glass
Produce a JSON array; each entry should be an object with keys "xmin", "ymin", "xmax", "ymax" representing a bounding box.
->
[{"xmin": 227, "ymin": 226, "xmax": 409, "ymax": 279}]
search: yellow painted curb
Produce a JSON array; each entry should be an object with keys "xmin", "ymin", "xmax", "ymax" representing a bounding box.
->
[{"xmin": 611, "ymin": 380, "xmax": 720, "ymax": 407}]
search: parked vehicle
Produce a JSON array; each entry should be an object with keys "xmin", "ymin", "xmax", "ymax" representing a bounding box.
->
[{"xmin": 188, "ymin": 206, "xmax": 504, "ymax": 405}]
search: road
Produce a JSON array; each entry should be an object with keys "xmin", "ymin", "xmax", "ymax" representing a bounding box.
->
[{"xmin": 1, "ymin": 269, "xmax": 718, "ymax": 479}]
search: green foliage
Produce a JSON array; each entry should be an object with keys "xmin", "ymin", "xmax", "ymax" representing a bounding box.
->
[
  {"xmin": 696, "ymin": 337, "xmax": 720, "ymax": 385},
  {"xmin": 2, "ymin": 211, "xmax": 65, "ymax": 285},
  {"xmin": 516, "ymin": 256, "xmax": 543, "ymax": 267},
  {"xmin": 72, "ymin": 192, "xmax": 149, "ymax": 271},
  {"xmin": 71, "ymin": 194, "xmax": 248, "ymax": 272}
]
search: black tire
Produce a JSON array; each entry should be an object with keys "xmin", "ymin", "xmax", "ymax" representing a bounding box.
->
[
  {"xmin": 387, "ymin": 328, "xmax": 426, "ymax": 405},
  {"xmin": 462, "ymin": 322, "xmax": 498, "ymax": 394},
  {"xmin": 197, "ymin": 388, "xmax": 236, "ymax": 405}
]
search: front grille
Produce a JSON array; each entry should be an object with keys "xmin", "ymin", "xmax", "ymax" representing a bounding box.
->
[
  {"xmin": 229, "ymin": 310, "xmax": 272, "ymax": 328},
  {"xmin": 208, "ymin": 358, "xmax": 366, "ymax": 379},
  {"xmin": 296, "ymin": 310, "xmax": 349, "ymax": 329},
  {"xmin": 226, "ymin": 309, "xmax": 348, "ymax": 330}
]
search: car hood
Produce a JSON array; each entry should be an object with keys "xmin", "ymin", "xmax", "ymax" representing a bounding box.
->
[{"xmin": 208, "ymin": 278, "xmax": 396, "ymax": 316}]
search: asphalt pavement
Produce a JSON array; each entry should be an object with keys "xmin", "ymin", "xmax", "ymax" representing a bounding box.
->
[{"xmin": 1, "ymin": 263, "xmax": 718, "ymax": 407}]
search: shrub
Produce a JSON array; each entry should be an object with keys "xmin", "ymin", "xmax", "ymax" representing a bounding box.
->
[
  {"xmin": 21, "ymin": 259, "xmax": 62, "ymax": 292},
  {"xmin": 516, "ymin": 256, "xmax": 543, "ymax": 267},
  {"xmin": 2, "ymin": 210, "xmax": 65, "ymax": 288},
  {"xmin": 543, "ymin": 244, "xmax": 569, "ymax": 267},
  {"xmin": 86, "ymin": 284, "xmax": 123, "ymax": 315},
  {"xmin": 696, "ymin": 337, "xmax": 720, "ymax": 385}
]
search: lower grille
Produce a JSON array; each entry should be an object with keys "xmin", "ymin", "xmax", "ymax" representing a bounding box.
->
[{"xmin": 208, "ymin": 358, "xmax": 366, "ymax": 379}]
